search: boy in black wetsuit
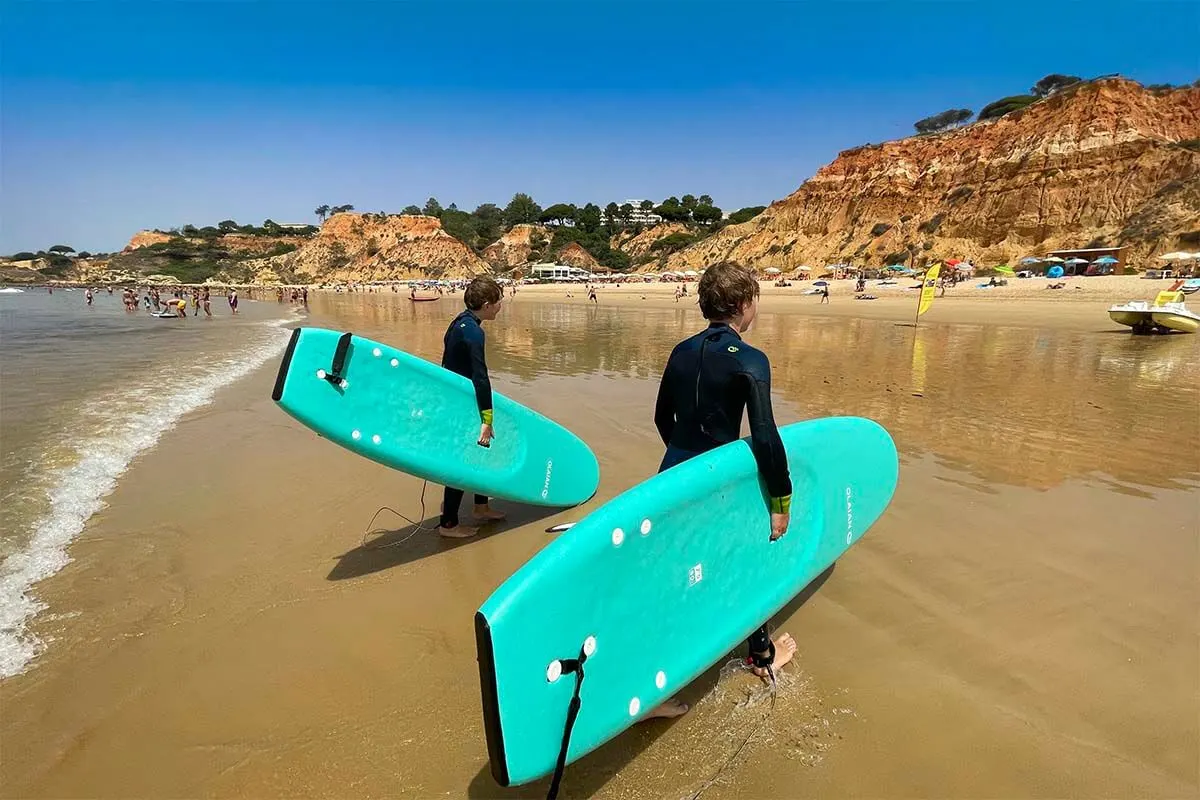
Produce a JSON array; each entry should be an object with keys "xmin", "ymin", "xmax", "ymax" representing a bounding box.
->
[
  {"xmin": 649, "ymin": 262, "xmax": 798, "ymax": 717},
  {"xmin": 439, "ymin": 276, "xmax": 507, "ymax": 538}
]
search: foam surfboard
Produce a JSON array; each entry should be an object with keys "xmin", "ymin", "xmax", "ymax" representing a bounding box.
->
[
  {"xmin": 272, "ymin": 327, "xmax": 599, "ymax": 507},
  {"xmin": 475, "ymin": 417, "xmax": 898, "ymax": 787}
]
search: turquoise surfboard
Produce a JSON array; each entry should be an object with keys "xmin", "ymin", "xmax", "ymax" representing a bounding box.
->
[
  {"xmin": 272, "ymin": 327, "xmax": 599, "ymax": 507},
  {"xmin": 475, "ymin": 417, "xmax": 898, "ymax": 786}
]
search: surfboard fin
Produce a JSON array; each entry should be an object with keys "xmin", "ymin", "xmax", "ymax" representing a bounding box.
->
[{"xmin": 322, "ymin": 332, "xmax": 354, "ymax": 386}]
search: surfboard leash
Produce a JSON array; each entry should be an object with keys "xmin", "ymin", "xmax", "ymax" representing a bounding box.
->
[
  {"xmin": 686, "ymin": 661, "xmax": 778, "ymax": 800},
  {"xmin": 546, "ymin": 644, "xmax": 588, "ymax": 800},
  {"xmin": 359, "ymin": 480, "xmax": 439, "ymax": 549}
]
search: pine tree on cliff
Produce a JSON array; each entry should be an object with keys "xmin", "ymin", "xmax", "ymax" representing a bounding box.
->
[
  {"xmin": 1031, "ymin": 74, "xmax": 1081, "ymax": 97},
  {"xmin": 503, "ymin": 193, "xmax": 542, "ymax": 227},
  {"xmin": 315, "ymin": 204, "xmax": 330, "ymax": 222}
]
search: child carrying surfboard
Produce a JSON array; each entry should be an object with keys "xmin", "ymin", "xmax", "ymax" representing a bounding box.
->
[
  {"xmin": 439, "ymin": 276, "xmax": 508, "ymax": 538},
  {"xmin": 652, "ymin": 261, "xmax": 798, "ymax": 710}
]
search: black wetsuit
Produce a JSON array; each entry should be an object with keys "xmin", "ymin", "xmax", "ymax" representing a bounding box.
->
[
  {"xmin": 654, "ymin": 321, "xmax": 792, "ymax": 659},
  {"xmin": 440, "ymin": 308, "xmax": 493, "ymax": 527}
]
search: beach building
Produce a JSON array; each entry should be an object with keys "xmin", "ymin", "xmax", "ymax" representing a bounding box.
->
[
  {"xmin": 529, "ymin": 263, "xmax": 593, "ymax": 281},
  {"xmin": 1044, "ymin": 246, "xmax": 1127, "ymax": 275}
]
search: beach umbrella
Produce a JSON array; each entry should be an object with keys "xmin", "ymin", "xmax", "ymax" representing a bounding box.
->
[
  {"xmin": 886, "ymin": 264, "xmax": 907, "ymax": 271},
  {"xmin": 1042, "ymin": 256, "xmax": 1065, "ymax": 263},
  {"xmin": 994, "ymin": 265, "xmax": 1015, "ymax": 275},
  {"xmin": 813, "ymin": 280, "xmax": 830, "ymax": 287},
  {"xmin": 1018, "ymin": 256, "xmax": 1041, "ymax": 264},
  {"xmin": 764, "ymin": 267, "xmax": 781, "ymax": 275},
  {"xmin": 1091, "ymin": 255, "xmax": 1119, "ymax": 264},
  {"xmin": 1047, "ymin": 265, "xmax": 1065, "ymax": 278},
  {"xmin": 1064, "ymin": 257, "xmax": 1088, "ymax": 265}
]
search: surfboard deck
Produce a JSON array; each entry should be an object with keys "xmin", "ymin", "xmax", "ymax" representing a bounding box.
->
[
  {"xmin": 475, "ymin": 417, "xmax": 898, "ymax": 786},
  {"xmin": 272, "ymin": 327, "xmax": 599, "ymax": 507}
]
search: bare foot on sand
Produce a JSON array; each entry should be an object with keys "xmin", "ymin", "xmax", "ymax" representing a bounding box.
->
[
  {"xmin": 438, "ymin": 524, "xmax": 479, "ymax": 539},
  {"xmin": 642, "ymin": 697, "xmax": 689, "ymax": 721},
  {"xmin": 751, "ymin": 632, "xmax": 797, "ymax": 680},
  {"xmin": 473, "ymin": 505, "xmax": 507, "ymax": 522}
]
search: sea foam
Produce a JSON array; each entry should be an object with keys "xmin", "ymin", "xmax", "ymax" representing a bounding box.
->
[{"xmin": 0, "ymin": 321, "xmax": 293, "ymax": 678}]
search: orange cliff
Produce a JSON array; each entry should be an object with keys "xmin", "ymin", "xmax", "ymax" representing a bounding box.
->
[
  {"xmin": 665, "ymin": 78, "xmax": 1200, "ymax": 273},
  {"xmin": 258, "ymin": 213, "xmax": 491, "ymax": 282}
]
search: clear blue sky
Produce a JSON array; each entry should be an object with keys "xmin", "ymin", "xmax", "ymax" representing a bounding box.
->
[{"xmin": 2, "ymin": 0, "xmax": 1196, "ymax": 253}]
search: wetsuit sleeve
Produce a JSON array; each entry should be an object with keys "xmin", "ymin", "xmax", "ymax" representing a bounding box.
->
[
  {"xmin": 467, "ymin": 328, "xmax": 493, "ymax": 425},
  {"xmin": 654, "ymin": 360, "xmax": 675, "ymax": 446},
  {"xmin": 739, "ymin": 355, "xmax": 792, "ymax": 512}
]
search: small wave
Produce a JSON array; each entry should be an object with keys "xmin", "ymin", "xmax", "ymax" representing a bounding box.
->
[{"xmin": 0, "ymin": 322, "xmax": 293, "ymax": 679}]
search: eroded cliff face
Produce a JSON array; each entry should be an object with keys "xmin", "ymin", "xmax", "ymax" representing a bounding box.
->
[
  {"xmin": 666, "ymin": 79, "xmax": 1200, "ymax": 272},
  {"xmin": 123, "ymin": 231, "xmax": 174, "ymax": 251},
  {"xmin": 556, "ymin": 241, "xmax": 601, "ymax": 270},
  {"xmin": 482, "ymin": 224, "xmax": 551, "ymax": 268},
  {"xmin": 610, "ymin": 223, "xmax": 693, "ymax": 259},
  {"xmin": 263, "ymin": 213, "xmax": 490, "ymax": 282}
]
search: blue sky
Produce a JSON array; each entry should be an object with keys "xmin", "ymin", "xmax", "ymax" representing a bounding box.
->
[{"xmin": 2, "ymin": 0, "xmax": 1196, "ymax": 253}]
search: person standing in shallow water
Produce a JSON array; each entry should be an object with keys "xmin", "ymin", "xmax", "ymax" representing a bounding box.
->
[
  {"xmin": 646, "ymin": 261, "xmax": 799, "ymax": 719},
  {"xmin": 438, "ymin": 276, "xmax": 507, "ymax": 538}
]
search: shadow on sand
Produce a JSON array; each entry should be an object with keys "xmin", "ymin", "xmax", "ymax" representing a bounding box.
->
[
  {"xmin": 326, "ymin": 500, "xmax": 562, "ymax": 581},
  {"xmin": 465, "ymin": 564, "xmax": 837, "ymax": 800}
]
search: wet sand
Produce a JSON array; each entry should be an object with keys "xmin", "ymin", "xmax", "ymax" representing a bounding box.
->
[{"xmin": 2, "ymin": 293, "xmax": 1198, "ymax": 799}]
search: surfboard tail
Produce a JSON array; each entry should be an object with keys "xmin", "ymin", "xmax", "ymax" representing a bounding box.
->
[
  {"xmin": 271, "ymin": 326, "xmax": 302, "ymax": 402},
  {"xmin": 474, "ymin": 611, "xmax": 510, "ymax": 787}
]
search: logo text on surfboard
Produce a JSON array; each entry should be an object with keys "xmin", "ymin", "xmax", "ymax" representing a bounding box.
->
[
  {"xmin": 845, "ymin": 486, "xmax": 854, "ymax": 544},
  {"xmin": 541, "ymin": 459, "xmax": 553, "ymax": 499}
]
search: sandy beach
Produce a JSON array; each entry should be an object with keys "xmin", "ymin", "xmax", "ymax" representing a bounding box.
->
[
  {"xmin": 503, "ymin": 273, "xmax": 1196, "ymax": 331},
  {"xmin": 2, "ymin": 291, "xmax": 1197, "ymax": 799}
]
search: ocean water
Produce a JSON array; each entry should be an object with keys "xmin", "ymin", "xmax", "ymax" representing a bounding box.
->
[{"xmin": 0, "ymin": 288, "xmax": 298, "ymax": 677}]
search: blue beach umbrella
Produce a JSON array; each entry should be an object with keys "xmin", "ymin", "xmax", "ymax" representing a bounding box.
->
[
  {"xmin": 1092, "ymin": 255, "xmax": 1119, "ymax": 264},
  {"xmin": 1047, "ymin": 265, "xmax": 1065, "ymax": 278}
]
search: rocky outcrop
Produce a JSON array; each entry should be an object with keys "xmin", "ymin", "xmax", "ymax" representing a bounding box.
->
[
  {"xmin": 482, "ymin": 224, "xmax": 551, "ymax": 268},
  {"xmin": 665, "ymin": 78, "xmax": 1200, "ymax": 272},
  {"xmin": 610, "ymin": 222, "xmax": 692, "ymax": 259},
  {"xmin": 556, "ymin": 241, "xmax": 601, "ymax": 270},
  {"xmin": 123, "ymin": 231, "xmax": 174, "ymax": 251},
  {"xmin": 266, "ymin": 213, "xmax": 490, "ymax": 282}
]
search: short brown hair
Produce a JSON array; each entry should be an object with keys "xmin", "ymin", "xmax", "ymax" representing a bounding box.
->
[
  {"xmin": 464, "ymin": 276, "xmax": 502, "ymax": 310},
  {"xmin": 698, "ymin": 262, "xmax": 759, "ymax": 319}
]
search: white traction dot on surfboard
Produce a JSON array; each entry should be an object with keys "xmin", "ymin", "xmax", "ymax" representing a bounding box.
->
[
  {"xmin": 390, "ymin": 358, "xmax": 399, "ymax": 367},
  {"xmin": 339, "ymin": 379, "xmax": 348, "ymax": 389},
  {"xmin": 583, "ymin": 636, "xmax": 596, "ymax": 657},
  {"xmin": 611, "ymin": 528, "xmax": 625, "ymax": 546},
  {"xmin": 351, "ymin": 430, "xmax": 361, "ymax": 440},
  {"xmin": 371, "ymin": 434, "xmax": 381, "ymax": 445},
  {"xmin": 629, "ymin": 698, "xmax": 641, "ymax": 716},
  {"xmin": 655, "ymin": 671, "xmax": 666, "ymax": 689},
  {"xmin": 316, "ymin": 369, "xmax": 326, "ymax": 379},
  {"xmin": 372, "ymin": 347, "xmax": 381, "ymax": 357},
  {"xmin": 640, "ymin": 519, "xmax": 652, "ymax": 536},
  {"xmin": 546, "ymin": 660, "xmax": 563, "ymax": 683}
]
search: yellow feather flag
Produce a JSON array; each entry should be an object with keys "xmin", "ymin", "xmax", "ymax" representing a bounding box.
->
[{"xmin": 917, "ymin": 263, "xmax": 942, "ymax": 319}]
